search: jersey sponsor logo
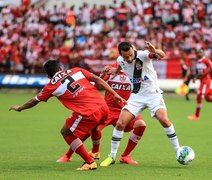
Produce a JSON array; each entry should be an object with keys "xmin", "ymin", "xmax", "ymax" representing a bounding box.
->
[
  {"xmin": 130, "ymin": 75, "xmax": 149, "ymax": 84},
  {"xmin": 130, "ymin": 78, "xmax": 142, "ymax": 84},
  {"xmin": 51, "ymin": 70, "xmax": 72, "ymax": 85},
  {"xmin": 111, "ymin": 83, "xmax": 131, "ymax": 91},
  {"xmin": 143, "ymin": 75, "xmax": 149, "ymax": 80}
]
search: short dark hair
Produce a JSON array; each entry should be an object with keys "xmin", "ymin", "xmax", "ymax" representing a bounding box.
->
[
  {"xmin": 118, "ymin": 42, "xmax": 133, "ymax": 54},
  {"xmin": 43, "ymin": 60, "xmax": 60, "ymax": 77}
]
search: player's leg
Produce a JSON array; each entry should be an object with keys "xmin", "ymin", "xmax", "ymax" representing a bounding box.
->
[
  {"xmin": 88, "ymin": 126, "xmax": 101, "ymax": 160},
  {"xmin": 88, "ymin": 104, "xmax": 109, "ymax": 160},
  {"xmin": 57, "ymin": 129, "xmax": 91, "ymax": 163},
  {"xmin": 120, "ymin": 117, "xmax": 146, "ymax": 164},
  {"xmin": 155, "ymin": 108, "xmax": 180, "ymax": 153},
  {"xmin": 205, "ymin": 88, "xmax": 212, "ymax": 102},
  {"xmin": 61, "ymin": 113, "xmax": 100, "ymax": 170},
  {"xmin": 188, "ymin": 83, "xmax": 205, "ymax": 120},
  {"xmin": 56, "ymin": 124, "xmax": 74, "ymax": 163},
  {"xmin": 100, "ymin": 109, "xmax": 134, "ymax": 166},
  {"xmin": 60, "ymin": 124, "xmax": 96, "ymax": 170}
]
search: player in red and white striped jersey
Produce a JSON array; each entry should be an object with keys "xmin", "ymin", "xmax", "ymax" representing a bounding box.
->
[
  {"xmin": 57, "ymin": 64, "xmax": 146, "ymax": 165},
  {"xmin": 9, "ymin": 60, "xmax": 126, "ymax": 171},
  {"xmin": 98, "ymin": 64, "xmax": 146, "ymax": 164},
  {"xmin": 188, "ymin": 49, "xmax": 212, "ymax": 120}
]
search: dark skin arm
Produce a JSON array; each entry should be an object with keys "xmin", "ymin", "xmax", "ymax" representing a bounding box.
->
[
  {"xmin": 90, "ymin": 73, "xmax": 126, "ymax": 105},
  {"xmin": 9, "ymin": 98, "xmax": 40, "ymax": 112}
]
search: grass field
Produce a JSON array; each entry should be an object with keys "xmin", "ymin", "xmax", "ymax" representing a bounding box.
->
[{"xmin": 0, "ymin": 92, "xmax": 212, "ymax": 180}]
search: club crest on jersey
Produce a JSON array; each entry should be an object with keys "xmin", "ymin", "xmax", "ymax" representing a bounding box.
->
[
  {"xmin": 135, "ymin": 61, "xmax": 142, "ymax": 70},
  {"xmin": 120, "ymin": 75, "xmax": 126, "ymax": 82}
]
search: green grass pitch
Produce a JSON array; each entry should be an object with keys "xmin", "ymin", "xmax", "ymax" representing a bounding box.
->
[{"xmin": 0, "ymin": 92, "xmax": 212, "ymax": 180}]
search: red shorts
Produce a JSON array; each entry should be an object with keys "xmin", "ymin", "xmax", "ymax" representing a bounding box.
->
[
  {"xmin": 66, "ymin": 104, "xmax": 108, "ymax": 139},
  {"xmin": 100, "ymin": 109, "xmax": 142, "ymax": 132}
]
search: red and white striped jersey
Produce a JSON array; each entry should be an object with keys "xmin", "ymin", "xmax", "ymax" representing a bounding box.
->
[
  {"xmin": 103, "ymin": 72, "xmax": 132, "ymax": 111},
  {"xmin": 196, "ymin": 56, "xmax": 212, "ymax": 83},
  {"xmin": 36, "ymin": 67, "xmax": 107, "ymax": 116}
]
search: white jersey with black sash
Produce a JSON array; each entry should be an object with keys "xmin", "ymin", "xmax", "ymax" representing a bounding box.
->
[{"xmin": 117, "ymin": 50, "xmax": 163, "ymax": 94}]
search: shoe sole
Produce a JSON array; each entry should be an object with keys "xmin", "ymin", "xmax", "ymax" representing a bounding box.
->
[
  {"xmin": 93, "ymin": 157, "xmax": 100, "ymax": 160},
  {"xmin": 120, "ymin": 161, "xmax": 138, "ymax": 165}
]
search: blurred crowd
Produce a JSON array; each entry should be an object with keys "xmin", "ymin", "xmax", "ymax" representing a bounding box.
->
[{"xmin": 0, "ymin": 0, "xmax": 211, "ymax": 75}]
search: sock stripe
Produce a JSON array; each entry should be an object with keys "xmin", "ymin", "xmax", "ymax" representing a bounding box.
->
[
  {"xmin": 112, "ymin": 137, "xmax": 122, "ymax": 141},
  {"xmin": 167, "ymin": 133, "xmax": 176, "ymax": 138}
]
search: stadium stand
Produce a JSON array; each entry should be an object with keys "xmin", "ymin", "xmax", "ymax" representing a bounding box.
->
[{"xmin": 0, "ymin": 0, "xmax": 211, "ymax": 79}]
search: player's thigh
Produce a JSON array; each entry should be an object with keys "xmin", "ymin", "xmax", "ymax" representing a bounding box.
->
[
  {"xmin": 147, "ymin": 94, "xmax": 166, "ymax": 117},
  {"xmin": 124, "ymin": 94, "xmax": 145, "ymax": 117},
  {"xmin": 117, "ymin": 109, "xmax": 135, "ymax": 128},
  {"xmin": 66, "ymin": 112, "xmax": 98, "ymax": 140}
]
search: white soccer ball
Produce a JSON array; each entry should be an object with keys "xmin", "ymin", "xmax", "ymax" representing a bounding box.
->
[{"xmin": 176, "ymin": 146, "xmax": 195, "ymax": 165}]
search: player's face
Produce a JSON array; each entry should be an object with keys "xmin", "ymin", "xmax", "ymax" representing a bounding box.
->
[
  {"xmin": 197, "ymin": 50, "xmax": 204, "ymax": 59},
  {"xmin": 120, "ymin": 48, "xmax": 134, "ymax": 63}
]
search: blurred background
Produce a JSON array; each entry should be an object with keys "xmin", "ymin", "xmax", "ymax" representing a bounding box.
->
[{"xmin": 0, "ymin": 0, "xmax": 211, "ymax": 90}]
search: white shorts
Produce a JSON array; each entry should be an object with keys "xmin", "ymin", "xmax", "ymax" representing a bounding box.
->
[{"xmin": 123, "ymin": 92, "xmax": 166, "ymax": 118}]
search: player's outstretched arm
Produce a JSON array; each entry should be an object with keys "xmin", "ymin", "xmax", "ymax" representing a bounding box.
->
[
  {"xmin": 145, "ymin": 41, "xmax": 165, "ymax": 59},
  {"xmin": 9, "ymin": 98, "xmax": 40, "ymax": 112},
  {"xmin": 90, "ymin": 73, "xmax": 127, "ymax": 105}
]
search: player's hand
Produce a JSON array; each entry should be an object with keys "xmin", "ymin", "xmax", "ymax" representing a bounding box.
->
[
  {"xmin": 9, "ymin": 106, "xmax": 22, "ymax": 112},
  {"xmin": 145, "ymin": 41, "xmax": 156, "ymax": 53},
  {"xmin": 114, "ymin": 94, "xmax": 127, "ymax": 105}
]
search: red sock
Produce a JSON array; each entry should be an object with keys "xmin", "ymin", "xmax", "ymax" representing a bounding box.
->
[
  {"xmin": 65, "ymin": 133, "xmax": 91, "ymax": 159},
  {"xmin": 66, "ymin": 148, "xmax": 74, "ymax": 159},
  {"xmin": 122, "ymin": 126, "xmax": 146, "ymax": 157},
  {"xmin": 75, "ymin": 145, "xmax": 94, "ymax": 164},
  {"xmin": 195, "ymin": 103, "xmax": 202, "ymax": 117},
  {"xmin": 195, "ymin": 107, "xmax": 201, "ymax": 117},
  {"xmin": 91, "ymin": 128, "xmax": 102, "ymax": 153},
  {"xmin": 195, "ymin": 94, "xmax": 202, "ymax": 117},
  {"xmin": 65, "ymin": 134, "xmax": 93, "ymax": 164}
]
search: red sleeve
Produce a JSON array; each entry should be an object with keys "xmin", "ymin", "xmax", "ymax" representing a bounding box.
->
[
  {"xmin": 148, "ymin": 52, "xmax": 153, "ymax": 59},
  {"xmin": 78, "ymin": 68, "xmax": 92, "ymax": 80},
  {"xmin": 35, "ymin": 84, "xmax": 54, "ymax": 102}
]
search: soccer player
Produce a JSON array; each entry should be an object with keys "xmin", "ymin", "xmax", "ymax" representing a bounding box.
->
[
  {"xmin": 100, "ymin": 41, "xmax": 181, "ymax": 167},
  {"xmin": 187, "ymin": 49, "xmax": 212, "ymax": 120},
  {"xmin": 9, "ymin": 60, "xmax": 126, "ymax": 170},
  {"xmin": 57, "ymin": 63, "xmax": 146, "ymax": 165}
]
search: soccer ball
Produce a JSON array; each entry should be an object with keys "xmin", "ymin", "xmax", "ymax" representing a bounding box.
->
[{"xmin": 176, "ymin": 146, "xmax": 195, "ymax": 165}]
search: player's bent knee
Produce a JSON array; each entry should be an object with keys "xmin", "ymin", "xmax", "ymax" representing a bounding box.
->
[
  {"xmin": 159, "ymin": 118, "xmax": 171, "ymax": 128},
  {"xmin": 116, "ymin": 120, "xmax": 126, "ymax": 131},
  {"xmin": 205, "ymin": 94, "xmax": 212, "ymax": 102},
  {"xmin": 60, "ymin": 126, "xmax": 72, "ymax": 136},
  {"xmin": 133, "ymin": 120, "xmax": 146, "ymax": 128}
]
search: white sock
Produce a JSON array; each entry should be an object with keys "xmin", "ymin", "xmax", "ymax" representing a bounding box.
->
[
  {"xmin": 164, "ymin": 124, "xmax": 180, "ymax": 153},
  {"xmin": 110, "ymin": 128, "xmax": 124, "ymax": 159}
]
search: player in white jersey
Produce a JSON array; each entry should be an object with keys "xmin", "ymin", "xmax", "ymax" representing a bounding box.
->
[{"xmin": 101, "ymin": 41, "xmax": 181, "ymax": 167}]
